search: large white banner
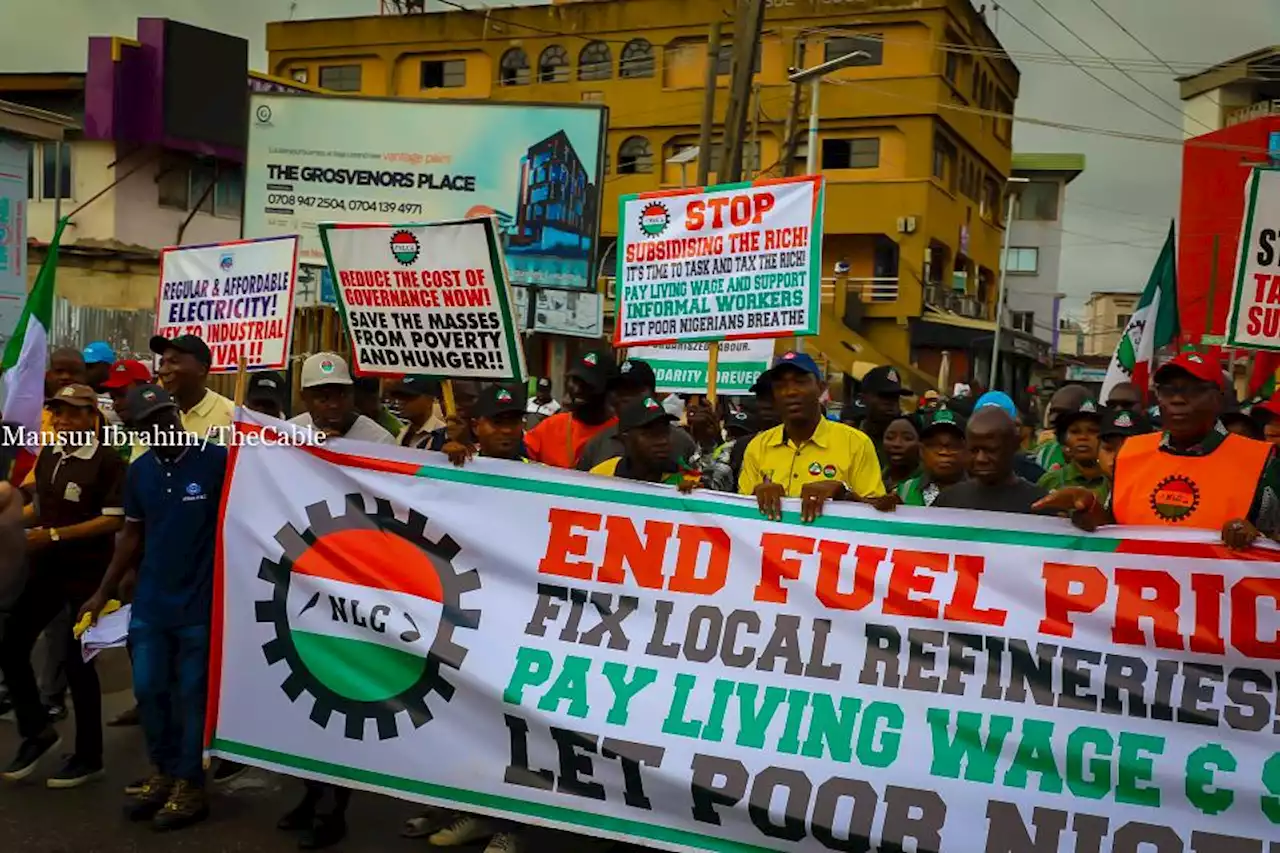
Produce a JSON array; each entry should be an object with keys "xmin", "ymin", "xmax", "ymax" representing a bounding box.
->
[
  {"xmin": 1228, "ymin": 167, "xmax": 1280, "ymax": 351},
  {"xmin": 155, "ymin": 235, "xmax": 299, "ymax": 372},
  {"xmin": 245, "ymin": 93, "xmax": 606, "ymax": 291},
  {"xmin": 615, "ymin": 176, "xmax": 824, "ymax": 347},
  {"xmin": 212, "ymin": 412, "xmax": 1280, "ymax": 853}
]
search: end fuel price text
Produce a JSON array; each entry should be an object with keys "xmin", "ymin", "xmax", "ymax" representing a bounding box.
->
[{"xmin": 493, "ymin": 509, "xmax": 1280, "ymax": 851}]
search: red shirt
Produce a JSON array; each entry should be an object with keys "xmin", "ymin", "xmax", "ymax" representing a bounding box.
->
[{"xmin": 524, "ymin": 413, "xmax": 618, "ymax": 469}]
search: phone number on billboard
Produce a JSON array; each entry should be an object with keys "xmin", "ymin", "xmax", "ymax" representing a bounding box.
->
[{"xmin": 264, "ymin": 194, "xmax": 424, "ymax": 215}]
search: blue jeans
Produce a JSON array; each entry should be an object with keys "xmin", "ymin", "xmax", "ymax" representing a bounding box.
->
[{"xmin": 130, "ymin": 618, "xmax": 209, "ymax": 785}]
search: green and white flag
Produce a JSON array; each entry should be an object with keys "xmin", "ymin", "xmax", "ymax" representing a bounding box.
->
[{"xmin": 1101, "ymin": 221, "xmax": 1179, "ymax": 402}]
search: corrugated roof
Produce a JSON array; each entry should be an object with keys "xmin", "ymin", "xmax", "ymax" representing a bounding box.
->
[{"xmin": 1012, "ymin": 153, "xmax": 1086, "ymax": 174}]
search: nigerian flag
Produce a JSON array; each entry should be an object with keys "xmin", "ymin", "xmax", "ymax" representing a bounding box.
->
[
  {"xmin": 1101, "ymin": 221, "xmax": 1179, "ymax": 402},
  {"xmin": 1, "ymin": 217, "xmax": 67, "ymax": 484}
]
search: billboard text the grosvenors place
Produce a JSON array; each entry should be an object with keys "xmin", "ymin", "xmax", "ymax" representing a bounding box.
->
[
  {"xmin": 214, "ymin": 436, "xmax": 1280, "ymax": 853},
  {"xmin": 244, "ymin": 94, "xmax": 607, "ymax": 291}
]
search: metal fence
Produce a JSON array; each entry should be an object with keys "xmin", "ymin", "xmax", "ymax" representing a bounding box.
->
[{"xmin": 50, "ymin": 298, "xmax": 155, "ymax": 360}]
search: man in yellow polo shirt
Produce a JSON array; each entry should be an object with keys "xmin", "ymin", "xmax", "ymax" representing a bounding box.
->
[
  {"xmin": 131, "ymin": 335, "xmax": 233, "ymax": 461},
  {"xmin": 739, "ymin": 352, "xmax": 884, "ymax": 522}
]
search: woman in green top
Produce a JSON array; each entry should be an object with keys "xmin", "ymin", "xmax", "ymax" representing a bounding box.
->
[
  {"xmin": 1037, "ymin": 400, "xmax": 1110, "ymax": 502},
  {"xmin": 896, "ymin": 407, "xmax": 969, "ymax": 506}
]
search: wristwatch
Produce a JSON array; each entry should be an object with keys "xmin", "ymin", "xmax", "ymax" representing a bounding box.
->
[{"xmin": 48, "ymin": 528, "xmax": 61, "ymax": 542}]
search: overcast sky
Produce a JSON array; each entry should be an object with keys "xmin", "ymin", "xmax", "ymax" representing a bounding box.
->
[{"xmin": 2, "ymin": 0, "xmax": 1277, "ymax": 315}]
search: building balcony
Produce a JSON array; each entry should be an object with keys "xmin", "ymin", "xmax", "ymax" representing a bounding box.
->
[
  {"xmin": 924, "ymin": 283, "xmax": 994, "ymax": 322},
  {"xmin": 820, "ymin": 276, "xmax": 900, "ymax": 307}
]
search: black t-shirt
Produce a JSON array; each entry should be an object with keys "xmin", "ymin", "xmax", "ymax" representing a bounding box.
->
[
  {"xmin": 32, "ymin": 442, "xmax": 127, "ymax": 592},
  {"xmin": 931, "ymin": 477, "xmax": 1048, "ymax": 515}
]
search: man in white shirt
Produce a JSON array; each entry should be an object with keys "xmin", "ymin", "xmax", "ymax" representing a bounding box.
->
[{"xmin": 288, "ymin": 353, "xmax": 396, "ymax": 445}]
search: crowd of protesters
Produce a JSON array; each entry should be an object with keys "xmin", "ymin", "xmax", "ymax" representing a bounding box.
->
[{"xmin": 1, "ymin": 333, "xmax": 1279, "ymax": 852}]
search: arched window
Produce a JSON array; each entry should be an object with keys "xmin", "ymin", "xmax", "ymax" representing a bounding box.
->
[
  {"xmin": 499, "ymin": 48, "xmax": 530, "ymax": 86},
  {"xmin": 578, "ymin": 41, "xmax": 612, "ymax": 81},
  {"xmin": 538, "ymin": 45, "xmax": 570, "ymax": 83},
  {"xmin": 618, "ymin": 136, "xmax": 653, "ymax": 174},
  {"xmin": 619, "ymin": 39, "xmax": 655, "ymax": 78}
]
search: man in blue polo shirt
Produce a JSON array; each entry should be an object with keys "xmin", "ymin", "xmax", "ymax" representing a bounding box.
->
[{"xmin": 79, "ymin": 384, "xmax": 226, "ymax": 832}]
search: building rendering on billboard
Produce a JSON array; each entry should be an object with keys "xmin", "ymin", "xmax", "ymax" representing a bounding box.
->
[{"xmin": 244, "ymin": 93, "xmax": 607, "ymax": 291}]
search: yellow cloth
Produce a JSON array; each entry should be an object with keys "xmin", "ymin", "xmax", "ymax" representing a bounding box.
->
[
  {"xmin": 738, "ymin": 418, "xmax": 885, "ymax": 498},
  {"xmin": 131, "ymin": 389, "xmax": 235, "ymax": 461},
  {"xmin": 589, "ymin": 457, "xmax": 621, "ymax": 477},
  {"xmin": 73, "ymin": 599, "xmax": 122, "ymax": 639}
]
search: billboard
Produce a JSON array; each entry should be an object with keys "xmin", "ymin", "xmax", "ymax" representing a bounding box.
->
[
  {"xmin": 0, "ymin": 138, "xmax": 29, "ymax": 351},
  {"xmin": 245, "ymin": 93, "xmax": 607, "ymax": 291}
]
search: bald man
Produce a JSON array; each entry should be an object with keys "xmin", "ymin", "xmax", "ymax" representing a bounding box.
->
[{"xmin": 934, "ymin": 407, "xmax": 1049, "ymax": 514}]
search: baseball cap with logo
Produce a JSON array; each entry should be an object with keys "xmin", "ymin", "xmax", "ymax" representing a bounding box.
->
[
  {"xmin": 1153, "ymin": 351, "xmax": 1222, "ymax": 387},
  {"xmin": 102, "ymin": 359, "xmax": 152, "ymax": 389},
  {"xmin": 149, "ymin": 334, "xmax": 213, "ymax": 367},
  {"xmin": 124, "ymin": 384, "xmax": 178, "ymax": 423},
  {"xmin": 472, "ymin": 384, "xmax": 528, "ymax": 419},
  {"xmin": 612, "ymin": 359, "xmax": 658, "ymax": 392},
  {"xmin": 1054, "ymin": 398, "xmax": 1102, "ymax": 440},
  {"xmin": 618, "ymin": 395, "xmax": 677, "ymax": 432},
  {"xmin": 389, "ymin": 375, "xmax": 442, "ymax": 398},
  {"xmin": 919, "ymin": 405, "xmax": 967, "ymax": 438},
  {"xmin": 762, "ymin": 351, "xmax": 823, "ymax": 383},
  {"xmin": 861, "ymin": 365, "xmax": 912, "ymax": 397},
  {"xmin": 568, "ymin": 349, "xmax": 617, "ymax": 393},
  {"xmin": 300, "ymin": 352, "xmax": 353, "ymax": 389},
  {"xmin": 45, "ymin": 383, "xmax": 99, "ymax": 409},
  {"xmin": 1100, "ymin": 407, "xmax": 1151, "ymax": 439},
  {"xmin": 247, "ymin": 371, "xmax": 288, "ymax": 405}
]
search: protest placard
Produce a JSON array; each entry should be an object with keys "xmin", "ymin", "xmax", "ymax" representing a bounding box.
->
[
  {"xmin": 320, "ymin": 218, "xmax": 526, "ymax": 381},
  {"xmin": 1228, "ymin": 168, "xmax": 1280, "ymax": 351},
  {"xmin": 629, "ymin": 339, "xmax": 774, "ymax": 395},
  {"xmin": 615, "ymin": 175, "xmax": 823, "ymax": 347},
  {"xmin": 212, "ymin": 411, "xmax": 1280, "ymax": 853},
  {"xmin": 155, "ymin": 235, "xmax": 299, "ymax": 372}
]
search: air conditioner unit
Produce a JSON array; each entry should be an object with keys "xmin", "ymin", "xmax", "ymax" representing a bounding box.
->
[
  {"xmin": 604, "ymin": 278, "xmax": 617, "ymax": 300},
  {"xmin": 896, "ymin": 216, "xmax": 917, "ymax": 234}
]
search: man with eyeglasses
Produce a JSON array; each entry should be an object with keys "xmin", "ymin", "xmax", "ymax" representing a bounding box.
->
[{"xmin": 1036, "ymin": 352, "xmax": 1278, "ymax": 549}]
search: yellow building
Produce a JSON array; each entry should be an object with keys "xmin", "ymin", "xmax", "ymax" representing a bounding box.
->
[{"xmin": 266, "ymin": 0, "xmax": 1019, "ymax": 391}]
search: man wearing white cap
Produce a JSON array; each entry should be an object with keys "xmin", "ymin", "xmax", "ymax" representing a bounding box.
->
[{"xmin": 288, "ymin": 353, "xmax": 396, "ymax": 445}]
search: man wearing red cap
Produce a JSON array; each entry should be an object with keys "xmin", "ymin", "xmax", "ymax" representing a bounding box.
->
[{"xmin": 1038, "ymin": 351, "xmax": 1279, "ymax": 548}]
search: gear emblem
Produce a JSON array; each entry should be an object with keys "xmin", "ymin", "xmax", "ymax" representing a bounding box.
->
[
  {"xmin": 256, "ymin": 494, "xmax": 480, "ymax": 740},
  {"xmin": 638, "ymin": 202, "xmax": 670, "ymax": 238},
  {"xmin": 1150, "ymin": 475, "xmax": 1200, "ymax": 523}
]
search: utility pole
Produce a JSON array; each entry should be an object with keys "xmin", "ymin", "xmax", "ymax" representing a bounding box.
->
[
  {"xmin": 719, "ymin": 0, "xmax": 765, "ymax": 183},
  {"xmin": 780, "ymin": 36, "xmax": 807, "ymax": 176},
  {"xmin": 696, "ymin": 21, "xmax": 723, "ymax": 186},
  {"xmin": 750, "ymin": 82, "xmax": 761, "ymax": 177}
]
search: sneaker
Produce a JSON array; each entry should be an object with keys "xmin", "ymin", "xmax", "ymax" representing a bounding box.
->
[
  {"xmin": 44, "ymin": 704, "xmax": 68, "ymax": 723},
  {"xmin": 151, "ymin": 780, "xmax": 209, "ymax": 832},
  {"xmin": 124, "ymin": 775, "xmax": 173, "ymax": 822},
  {"xmin": 1, "ymin": 731, "xmax": 61, "ymax": 781},
  {"xmin": 299, "ymin": 813, "xmax": 347, "ymax": 850},
  {"xmin": 123, "ymin": 776, "xmax": 148, "ymax": 796},
  {"xmin": 45, "ymin": 755, "xmax": 105, "ymax": 789},
  {"xmin": 402, "ymin": 807, "xmax": 454, "ymax": 838},
  {"xmin": 429, "ymin": 815, "xmax": 496, "ymax": 847},
  {"xmin": 485, "ymin": 832, "xmax": 522, "ymax": 853}
]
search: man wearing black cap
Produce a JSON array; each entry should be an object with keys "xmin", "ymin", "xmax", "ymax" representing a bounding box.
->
[
  {"xmin": 526, "ymin": 377, "xmax": 561, "ymax": 430},
  {"xmin": 859, "ymin": 365, "xmax": 913, "ymax": 460},
  {"xmin": 740, "ymin": 352, "xmax": 885, "ymax": 522},
  {"xmin": 244, "ymin": 371, "xmax": 288, "ymax": 420},
  {"xmin": 576, "ymin": 358, "xmax": 696, "ymax": 472},
  {"xmin": 1096, "ymin": 407, "xmax": 1151, "ymax": 481},
  {"xmin": 470, "ymin": 385, "xmax": 529, "ymax": 462},
  {"xmin": 894, "ymin": 406, "xmax": 969, "ymax": 507},
  {"xmin": 147, "ymin": 334, "xmax": 234, "ymax": 450},
  {"xmin": 80, "ymin": 384, "xmax": 228, "ymax": 830},
  {"xmin": 589, "ymin": 397, "xmax": 688, "ymax": 485},
  {"xmin": 1038, "ymin": 351, "xmax": 1280, "ymax": 547},
  {"xmin": 525, "ymin": 350, "xmax": 618, "ymax": 469},
  {"xmin": 388, "ymin": 376, "xmax": 445, "ymax": 450}
]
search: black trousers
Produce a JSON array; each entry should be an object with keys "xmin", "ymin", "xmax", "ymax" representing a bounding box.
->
[{"xmin": 0, "ymin": 571, "xmax": 102, "ymax": 763}]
